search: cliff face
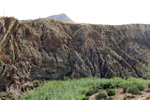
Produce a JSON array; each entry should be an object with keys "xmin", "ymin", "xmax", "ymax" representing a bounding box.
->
[
  {"xmin": 23, "ymin": 19, "xmax": 150, "ymax": 79},
  {"xmin": 0, "ymin": 17, "xmax": 150, "ymax": 92}
]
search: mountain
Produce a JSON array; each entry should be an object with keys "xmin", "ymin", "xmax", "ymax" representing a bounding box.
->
[
  {"xmin": 47, "ymin": 13, "xmax": 74, "ymax": 22},
  {"xmin": 0, "ymin": 17, "xmax": 150, "ymax": 95}
]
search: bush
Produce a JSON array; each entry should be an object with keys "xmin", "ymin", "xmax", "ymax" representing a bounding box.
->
[
  {"xmin": 81, "ymin": 90, "xmax": 88, "ymax": 95},
  {"xmin": 2, "ymin": 98, "xmax": 6, "ymax": 100},
  {"xmin": 8, "ymin": 92, "xmax": 13, "ymax": 98},
  {"xmin": 148, "ymin": 83, "xmax": 150, "ymax": 88},
  {"xmin": 123, "ymin": 96, "xmax": 127, "ymax": 100},
  {"xmin": 123, "ymin": 86, "xmax": 128, "ymax": 93},
  {"xmin": 107, "ymin": 89, "xmax": 116, "ymax": 98},
  {"xmin": 11, "ymin": 98, "xmax": 15, "ymax": 100},
  {"xmin": 86, "ymin": 89, "xmax": 98, "ymax": 96},
  {"xmin": 136, "ymin": 84, "xmax": 145, "ymax": 93},
  {"xmin": 2, "ymin": 94, "xmax": 8, "ymax": 97},
  {"xmin": 2, "ymin": 94, "xmax": 8, "ymax": 100},
  {"xmin": 33, "ymin": 80, "xmax": 40, "ymax": 88},
  {"xmin": 101, "ymin": 82, "xmax": 115, "ymax": 89},
  {"xmin": 82, "ymin": 96, "xmax": 89, "ymax": 100},
  {"xmin": 141, "ymin": 76, "xmax": 150, "ymax": 80},
  {"xmin": 127, "ymin": 86, "xmax": 140, "ymax": 95},
  {"xmin": 95, "ymin": 92, "xmax": 107, "ymax": 100}
]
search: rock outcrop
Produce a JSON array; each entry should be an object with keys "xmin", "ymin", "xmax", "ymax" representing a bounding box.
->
[{"xmin": 0, "ymin": 17, "xmax": 150, "ymax": 93}]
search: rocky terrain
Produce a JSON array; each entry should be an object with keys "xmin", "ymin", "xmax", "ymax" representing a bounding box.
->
[
  {"xmin": 0, "ymin": 17, "xmax": 150, "ymax": 95},
  {"xmin": 47, "ymin": 13, "xmax": 74, "ymax": 22}
]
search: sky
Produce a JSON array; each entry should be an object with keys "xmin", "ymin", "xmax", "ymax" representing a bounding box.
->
[{"xmin": 0, "ymin": 0, "xmax": 150, "ymax": 25}]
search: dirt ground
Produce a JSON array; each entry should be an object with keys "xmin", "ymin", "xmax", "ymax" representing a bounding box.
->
[{"xmin": 89, "ymin": 87, "xmax": 150, "ymax": 100}]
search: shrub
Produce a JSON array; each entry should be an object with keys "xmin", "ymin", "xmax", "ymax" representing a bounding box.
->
[
  {"xmin": 136, "ymin": 84, "xmax": 145, "ymax": 93},
  {"xmin": 123, "ymin": 86, "xmax": 128, "ymax": 93},
  {"xmin": 141, "ymin": 76, "xmax": 150, "ymax": 80},
  {"xmin": 11, "ymin": 98, "xmax": 15, "ymax": 100},
  {"xmin": 95, "ymin": 93, "xmax": 107, "ymax": 100},
  {"xmin": 33, "ymin": 80, "xmax": 40, "ymax": 88},
  {"xmin": 107, "ymin": 89, "xmax": 116, "ymax": 98},
  {"xmin": 82, "ymin": 96, "xmax": 89, "ymax": 100},
  {"xmin": 8, "ymin": 92, "xmax": 12, "ymax": 96},
  {"xmin": 89, "ymin": 82, "xmax": 100, "ymax": 90},
  {"xmin": 86, "ymin": 89, "xmax": 98, "ymax": 96},
  {"xmin": 30, "ymin": 85, "xmax": 34, "ymax": 89},
  {"xmin": 81, "ymin": 89, "xmax": 88, "ymax": 95},
  {"xmin": 123, "ymin": 96, "xmax": 127, "ymax": 100},
  {"xmin": 2, "ymin": 98, "xmax": 6, "ymax": 100},
  {"xmin": 127, "ymin": 86, "xmax": 140, "ymax": 96},
  {"xmin": 2, "ymin": 94, "xmax": 8, "ymax": 97},
  {"xmin": 148, "ymin": 83, "xmax": 150, "ymax": 88},
  {"xmin": 102, "ymin": 82, "xmax": 110, "ymax": 89},
  {"xmin": 2, "ymin": 94, "xmax": 8, "ymax": 100},
  {"xmin": 8, "ymin": 92, "xmax": 13, "ymax": 98},
  {"xmin": 101, "ymin": 82, "xmax": 115, "ymax": 89}
]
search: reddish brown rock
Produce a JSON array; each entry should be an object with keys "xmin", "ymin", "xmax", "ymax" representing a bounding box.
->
[{"xmin": 0, "ymin": 17, "xmax": 150, "ymax": 94}]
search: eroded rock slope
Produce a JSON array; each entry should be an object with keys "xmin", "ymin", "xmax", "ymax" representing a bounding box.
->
[{"xmin": 0, "ymin": 17, "xmax": 150, "ymax": 92}]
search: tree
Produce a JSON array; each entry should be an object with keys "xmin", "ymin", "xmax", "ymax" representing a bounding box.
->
[{"xmin": 107, "ymin": 89, "xmax": 116, "ymax": 98}]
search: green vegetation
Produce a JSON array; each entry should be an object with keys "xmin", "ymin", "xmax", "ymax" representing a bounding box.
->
[
  {"xmin": 1, "ymin": 92, "xmax": 14, "ymax": 100},
  {"xmin": 33, "ymin": 80, "xmax": 40, "ymax": 88},
  {"xmin": 81, "ymin": 96, "xmax": 89, "ymax": 100},
  {"xmin": 127, "ymin": 86, "xmax": 140, "ymax": 96},
  {"xmin": 107, "ymin": 89, "xmax": 116, "ymax": 98},
  {"xmin": 95, "ymin": 92, "xmax": 107, "ymax": 100},
  {"xmin": 136, "ymin": 84, "xmax": 145, "ymax": 93},
  {"xmin": 148, "ymin": 83, "xmax": 150, "ymax": 88},
  {"xmin": 123, "ymin": 96, "xmax": 127, "ymax": 100},
  {"xmin": 141, "ymin": 76, "xmax": 150, "ymax": 80},
  {"xmin": 85, "ymin": 89, "xmax": 98, "ymax": 96},
  {"xmin": 19, "ymin": 77, "xmax": 149, "ymax": 100},
  {"xmin": 123, "ymin": 86, "xmax": 128, "ymax": 93}
]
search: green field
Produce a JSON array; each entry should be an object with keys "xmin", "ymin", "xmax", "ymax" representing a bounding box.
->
[{"xmin": 19, "ymin": 77, "xmax": 150, "ymax": 100}]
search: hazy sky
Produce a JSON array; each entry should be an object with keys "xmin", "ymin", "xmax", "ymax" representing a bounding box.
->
[{"xmin": 0, "ymin": 0, "xmax": 150, "ymax": 25}]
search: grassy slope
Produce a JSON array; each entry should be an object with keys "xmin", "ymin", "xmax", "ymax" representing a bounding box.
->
[{"xmin": 19, "ymin": 77, "xmax": 150, "ymax": 100}]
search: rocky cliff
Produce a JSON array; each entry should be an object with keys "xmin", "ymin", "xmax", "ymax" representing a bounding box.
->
[{"xmin": 0, "ymin": 17, "xmax": 150, "ymax": 93}]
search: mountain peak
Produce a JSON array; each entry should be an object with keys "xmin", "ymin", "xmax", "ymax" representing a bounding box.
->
[
  {"xmin": 47, "ymin": 13, "xmax": 74, "ymax": 22},
  {"xmin": 59, "ymin": 13, "xmax": 66, "ymax": 15}
]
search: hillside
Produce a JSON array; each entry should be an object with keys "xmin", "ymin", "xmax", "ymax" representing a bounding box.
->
[
  {"xmin": 22, "ymin": 19, "xmax": 150, "ymax": 79},
  {"xmin": 47, "ymin": 13, "xmax": 74, "ymax": 22},
  {"xmin": 0, "ymin": 17, "xmax": 150, "ymax": 96}
]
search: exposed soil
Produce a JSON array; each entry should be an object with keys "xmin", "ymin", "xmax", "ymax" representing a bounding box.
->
[{"xmin": 89, "ymin": 87, "xmax": 150, "ymax": 100}]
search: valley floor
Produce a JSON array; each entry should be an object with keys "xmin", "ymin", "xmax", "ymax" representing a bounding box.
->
[
  {"xmin": 89, "ymin": 88, "xmax": 150, "ymax": 100},
  {"xmin": 19, "ymin": 77, "xmax": 150, "ymax": 100}
]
